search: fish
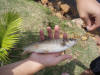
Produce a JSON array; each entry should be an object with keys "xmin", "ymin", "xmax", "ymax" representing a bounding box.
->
[{"xmin": 23, "ymin": 38, "xmax": 77, "ymax": 54}]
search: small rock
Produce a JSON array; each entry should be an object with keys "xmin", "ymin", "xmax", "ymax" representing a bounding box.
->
[
  {"xmin": 41, "ymin": 0, "xmax": 48, "ymax": 5},
  {"xmin": 57, "ymin": 1, "xmax": 62, "ymax": 6},
  {"xmin": 48, "ymin": 5, "xmax": 55, "ymax": 12},
  {"xmin": 81, "ymin": 36, "xmax": 88, "ymax": 41},
  {"xmin": 60, "ymin": 4, "xmax": 70, "ymax": 14},
  {"xmin": 72, "ymin": 18, "xmax": 84, "ymax": 29},
  {"xmin": 67, "ymin": 21, "xmax": 73, "ymax": 27},
  {"xmin": 48, "ymin": 2, "xmax": 53, "ymax": 6}
]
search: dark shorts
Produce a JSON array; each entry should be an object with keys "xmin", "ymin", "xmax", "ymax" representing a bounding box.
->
[
  {"xmin": 90, "ymin": 56, "xmax": 100, "ymax": 75},
  {"xmin": 97, "ymin": 0, "xmax": 100, "ymax": 3}
]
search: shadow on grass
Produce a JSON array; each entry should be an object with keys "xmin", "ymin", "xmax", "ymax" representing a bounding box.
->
[
  {"xmin": 16, "ymin": 31, "xmax": 41, "ymax": 49},
  {"xmin": 9, "ymin": 31, "xmax": 41, "ymax": 62},
  {"xmin": 36, "ymin": 59, "xmax": 88, "ymax": 75}
]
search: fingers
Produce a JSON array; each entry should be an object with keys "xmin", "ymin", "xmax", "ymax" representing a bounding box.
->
[
  {"xmin": 43, "ymin": 52, "xmax": 62, "ymax": 57},
  {"xmin": 80, "ymin": 14, "xmax": 100, "ymax": 31},
  {"xmin": 95, "ymin": 35, "xmax": 100, "ymax": 45},
  {"xmin": 40, "ymin": 25, "xmax": 60, "ymax": 40},
  {"xmin": 63, "ymin": 33, "xmax": 67, "ymax": 40},
  {"xmin": 87, "ymin": 25, "xmax": 100, "ymax": 31},
  {"xmin": 56, "ymin": 54, "xmax": 72, "ymax": 62},
  {"xmin": 47, "ymin": 27, "xmax": 53, "ymax": 39},
  {"xmin": 50, "ymin": 52, "xmax": 62, "ymax": 57},
  {"xmin": 40, "ymin": 30, "xmax": 45, "ymax": 41},
  {"xmin": 95, "ymin": 15, "xmax": 100, "ymax": 28},
  {"xmin": 41, "ymin": 25, "xmax": 66, "ymax": 40},
  {"xmin": 87, "ymin": 16, "xmax": 100, "ymax": 31},
  {"xmin": 54, "ymin": 25, "xmax": 60, "ymax": 39}
]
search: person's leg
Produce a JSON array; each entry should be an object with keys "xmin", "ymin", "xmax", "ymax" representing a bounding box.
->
[
  {"xmin": 90, "ymin": 56, "xmax": 100, "ymax": 75},
  {"xmin": 80, "ymin": 69, "xmax": 94, "ymax": 75},
  {"xmin": 80, "ymin": 56, "xmax": 100, "ymax": 75}
]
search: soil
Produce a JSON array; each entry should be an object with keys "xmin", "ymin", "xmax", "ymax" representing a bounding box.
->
[{"xmin": 36, "ymin": 0, "xmax": 79, "ymax": 19}]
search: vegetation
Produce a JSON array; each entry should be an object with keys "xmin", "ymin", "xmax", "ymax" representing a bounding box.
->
[
  {"xmin": 0, "ymin": 11, "xmax": 22, "ymax": 64},
  {"xmin": 0, "ymin": 0, "xmax": 99, "ymax": 75}
]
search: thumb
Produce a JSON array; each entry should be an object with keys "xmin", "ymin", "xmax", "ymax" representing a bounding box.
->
[
  {"xmin": 87, "ymin": 24, "xmax": 100, "ymax": 31},
  {"xmin": 87, "ymin": 16, "xmax": 100, "ymax": 31},
  {"xmin": 56, "ymin": 54, "xmax": 72, "ymax": 63}
]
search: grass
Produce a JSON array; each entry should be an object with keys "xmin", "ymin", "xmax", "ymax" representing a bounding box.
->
[
  {"xmin": 0, "ymin": 0, "xmax": 100, "ymax": 75},
  {"xmin": 0, "ymin": 0, "xmax": 51, "ymax": 32},
  {"xmin": 35, "ymin": 21, "xmax": 99, "ymax": 75}
]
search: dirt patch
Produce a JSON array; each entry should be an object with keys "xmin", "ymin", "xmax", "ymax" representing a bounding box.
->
[{"xmin": 36, "ymin": 0, "xmax": 79, "ymax": 19}]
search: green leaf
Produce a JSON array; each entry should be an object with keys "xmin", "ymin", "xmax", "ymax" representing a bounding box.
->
[{"xmin": 0, "ymin": 11, "xmax": 22, "ymax": 64}]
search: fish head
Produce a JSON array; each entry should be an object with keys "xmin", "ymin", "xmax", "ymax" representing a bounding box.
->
[{"xmin": 61, "ymin": 39, "xmax": 77, "ymax": 48}]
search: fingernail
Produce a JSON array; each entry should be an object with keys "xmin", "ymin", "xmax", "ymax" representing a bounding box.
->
[
  {"xmin": 86, "ymin": 26, "xmax": 91, "ymax": 31},
  {"xmin": 47, "ymin": 27, "xmax": 53, "ymax": 39},
  {"xmin": 47, "ymin": 27, "xmax": 51, "ymax": 31},
  {"xmin": 55, "ymin": 25, "xmax": 59, "ymax": 31}
]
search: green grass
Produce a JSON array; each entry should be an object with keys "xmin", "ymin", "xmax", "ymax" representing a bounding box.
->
[
  {"xmin": 35, "ymin": 21, "xmax": 99, "ymax": 75},
  {"xmin": 0, "ymin": 0, "xmax": 51, "ymax": 32},
  {"xmin": 0, "ymin": 0, "xmax": 100, "ymax": 75}
]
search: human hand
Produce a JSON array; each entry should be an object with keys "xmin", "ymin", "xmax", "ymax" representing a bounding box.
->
[
  {"xmin": 28, "ymin": 25, "xmax": 72, "ymax": 67},
  {"xmin": 76, "ymin": 0, "xmax": 100, "ymax": 31},
  {"xmin": 29, "ymin": 52, "xmax": 72, "ymax": 67}
]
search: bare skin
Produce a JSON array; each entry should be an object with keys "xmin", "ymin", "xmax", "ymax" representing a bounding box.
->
[
  {"xmin": 76, "ymin": 0, "xmax": 100, "ymax": 45},
  {"xmin": 76, "ymin": 0, "xmax": 100, "ymax": 31},
  {"xmin": 76, "ymin": 0, "xmax": 100, "ymax": 74},
  {"xmin": 0, "ymin": 25, "xmax": 72, "ymax": 75}
]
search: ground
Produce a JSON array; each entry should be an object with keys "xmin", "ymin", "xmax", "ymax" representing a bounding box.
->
[{"xmin": 0, "ymin": 0, "xmax": 100, "ymax": 75}]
